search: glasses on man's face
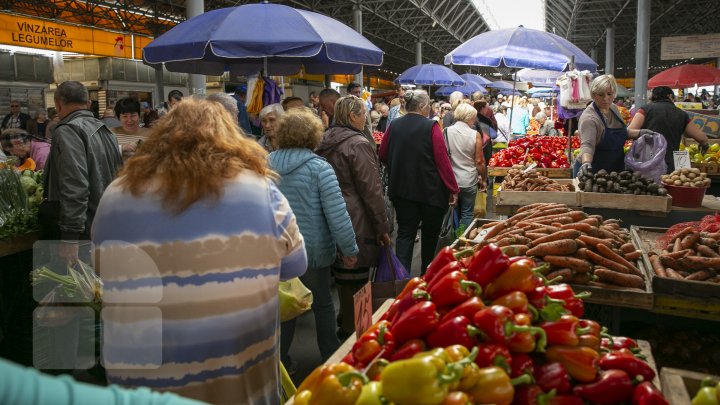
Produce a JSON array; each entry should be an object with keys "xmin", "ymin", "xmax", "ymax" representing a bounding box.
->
[{"xmin": 10, "ymin": 105, "xmax": 19, "ymax": 108}]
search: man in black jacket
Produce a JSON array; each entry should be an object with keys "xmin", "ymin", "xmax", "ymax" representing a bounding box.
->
[
  {"xmin": 1, "ymin": 101, "xmax": 31, "ymax": 130},
  {"xmin": 42, "ymin": 81, "xmax": 123, "ymax": 263}
]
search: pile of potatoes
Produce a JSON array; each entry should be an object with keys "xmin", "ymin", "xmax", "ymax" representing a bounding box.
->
[{"xmin": 661, "ymin": 168, "xmax": 711, "ymax": 188}]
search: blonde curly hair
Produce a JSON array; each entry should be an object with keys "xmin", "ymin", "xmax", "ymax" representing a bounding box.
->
[{"xmin": 276, "ymin": 107, "xmax": 324, "ymax": 149}]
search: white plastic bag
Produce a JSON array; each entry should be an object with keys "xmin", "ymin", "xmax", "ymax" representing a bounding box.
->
[{"xmin": 624, "ymin": 132, "xmax": 667, "ymax": 184}]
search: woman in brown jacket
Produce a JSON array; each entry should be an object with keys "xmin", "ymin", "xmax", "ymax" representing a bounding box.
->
[{"xmin": 316, "ymin": 95, "xmax": 391, "ymax": 338}]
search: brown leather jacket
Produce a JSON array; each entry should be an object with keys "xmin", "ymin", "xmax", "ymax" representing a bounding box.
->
[{"xmin": 316, "ymin": 125, "xmax": 390, "ymax": 269}]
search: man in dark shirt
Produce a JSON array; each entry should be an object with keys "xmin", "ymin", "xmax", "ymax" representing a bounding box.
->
[{"xmin": 1, "ymin": 101, "xmax": 31, "ymax": 130}]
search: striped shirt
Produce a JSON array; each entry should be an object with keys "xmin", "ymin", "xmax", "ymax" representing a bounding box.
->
[{"xmin": 92, "ymin": 172, "xmax": 307, "ymax": 405}]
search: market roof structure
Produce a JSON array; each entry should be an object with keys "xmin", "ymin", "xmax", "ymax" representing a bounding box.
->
[{"xmin": 5, "ymin": 0, "xmax": 719, "ymax": 78}]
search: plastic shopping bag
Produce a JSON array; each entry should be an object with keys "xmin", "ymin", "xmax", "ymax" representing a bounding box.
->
[
  {"xmin": 435, "ymin": 206, "xmax": 456, "ymax": 254},
  {"xmin": 372, "ymin": 245, "xmax": 410, "ymax": 311},
  {"xmin": 474, "ymin": 191, "xmax": 488, "ymax": 218},
  {"xmin": 278, "ymin": 278, "xmax": 313, "ymax": 322},
  {"xmin": 624, "ymin": 132, "xmax": 667, "ymax": 184}
]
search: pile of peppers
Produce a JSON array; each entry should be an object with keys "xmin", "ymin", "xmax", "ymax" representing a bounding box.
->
[
  {"xmin": 488, "ymin": 136, "xmax": 577, "ymax": 168},
  {"xmin": 295, "ymin": 244, "xmax": 669, "ymax": 405}
]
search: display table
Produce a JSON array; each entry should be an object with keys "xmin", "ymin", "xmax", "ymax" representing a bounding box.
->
[
  {"xmin": 0, "ymin": 231, "xmax": 39, "ymax": 258},
  {"xmin": 661, "ymin": 368, "xmax": 720, "ymax": 405}
]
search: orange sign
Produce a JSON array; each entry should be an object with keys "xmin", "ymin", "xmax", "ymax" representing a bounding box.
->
[
  {"xmin": 353, "ymin": 281, "xmax": 373, "ymax": 339},
  {"xmin": 0, "ymin": 13, "xmax": 151, "ymax": 59}
]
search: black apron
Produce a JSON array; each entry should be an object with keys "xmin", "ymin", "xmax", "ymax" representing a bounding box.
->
[{"xmin": 591, "ymin": 103, "xmax": 627, "ymax": 173}]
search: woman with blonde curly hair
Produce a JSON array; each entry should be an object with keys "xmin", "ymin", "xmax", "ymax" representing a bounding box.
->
[
  {"xmin": 92, "ymin": 98, "xmax": 307, "ymax": 405},
  {"xmin": 268, "ymin": 107, "xmax": 358, "ymax": 369}
]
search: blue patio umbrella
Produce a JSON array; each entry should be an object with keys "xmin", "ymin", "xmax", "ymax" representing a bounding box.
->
[
  {"xmin": 143, "ymin": 3, "xmax": 384, "ymax": 76},
  {"xmin": 396, "ymin": 63, "xmax": 465, "ymax": 86},
  {"xmin": 498, "ymin": 89, "xmax": 523, "ymax": 96},
  {"xmin": 527, "ymin": 86, "xmax": 558, "ymax": 95},
  {"xmin": 516, "ymin": 68, "xmax": 563, "ymax": 86},
  {"xmin": 444, "ymin": 26, "xmax": 596, "ymax": 72},
  {"xmin": 485, "ymin": 81, "xmax": 515, "ymax": 90},
  {"xmin": 461, "ymin": 73, "xmax": 493, "ymax": 86},
  {"xmin": 435, "ymin": 81, "xmax": 487, "ymax": 96}
]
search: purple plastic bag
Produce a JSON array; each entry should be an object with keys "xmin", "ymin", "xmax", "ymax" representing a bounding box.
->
[
  {"xmin": 374, "ymin": 245, "xmax": 410, "ymax": 282},
  {"xmin": 624, "ymin": 132, "xmax": 667, "ymax": 184}
]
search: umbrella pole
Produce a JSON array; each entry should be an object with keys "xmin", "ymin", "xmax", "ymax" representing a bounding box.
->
[
  {"xmin": 508, "ymin": 69, "xmax": 518, "ymax": 138},
  {"xmin": 567, "ymin": 56, "xmax": 575, "ymax": 167}
]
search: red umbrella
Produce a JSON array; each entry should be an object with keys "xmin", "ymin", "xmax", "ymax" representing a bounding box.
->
[{"xmin": 648, "ymin": 64, "xmax": 720, "ymax": 88}]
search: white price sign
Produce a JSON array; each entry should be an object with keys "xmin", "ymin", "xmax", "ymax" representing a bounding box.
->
[{"xmin": 673, "ymin": 150, "xmax": 691, "ymax": 171}]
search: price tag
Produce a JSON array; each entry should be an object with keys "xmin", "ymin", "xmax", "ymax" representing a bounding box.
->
[
  {"xmin": 523, "ymin": 163, "xmax": 538, "ymax": 173},
  {"xmin": 673, "ymin": 150, "xmax": 691, "ymax": 170},
  {"xmin": 353, "ymin": 281, "xmax": 373, "ymax": 339}
]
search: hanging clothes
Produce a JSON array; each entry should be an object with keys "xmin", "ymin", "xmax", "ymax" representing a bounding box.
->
[
  {"xmin": 558, "ymin": 70, "xmax": 593, "ymax": 109},
  {"xmin": 247, "ymin": 78, "xmax": 265, "ymax": 115},
  {"xmin": 245, "ymin": 73, "xmax": 259, "ymax": 108},
  {"xmin": 262, "ymin": 76, "xmax": 283, "ymax": 106}
]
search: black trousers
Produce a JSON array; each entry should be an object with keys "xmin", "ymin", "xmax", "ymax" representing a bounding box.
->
[{"xmin": 392, "ymin": 197, "xmax": 446, "ymax": 274}]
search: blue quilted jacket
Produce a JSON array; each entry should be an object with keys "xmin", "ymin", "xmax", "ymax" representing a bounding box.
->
[{"xmin": 268, "ymin": 148, "xmax": 359, "ymax": 269}]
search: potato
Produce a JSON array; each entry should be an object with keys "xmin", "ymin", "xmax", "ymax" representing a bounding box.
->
[
  {"xmin": 671, "ymin": 175, "xmax": 680, "ymax": 181},
  {"xmin": 691, "ymin": 167, "xmax": 701, "ymax": 175},
  {"xmin": 704, "ymin": 179, "xmax": 712, "ymax": 187},
  {"xmin": 680, "ymin": 174, "xmax": 688, "ymax": 182},
  {"xmin": 674, "ymin": 180, "xmax": 683, "ymax": 185},
  {"xmin": 700, "ymin": 173, "xmax": 708, "ymax": 179},
  {"xmin": 681, "ymin": 168, "xmax": 690, "ymax": 175},
  {"xmin": 688, "ymin": 172, "xmax": 697, "ymax": 179}
]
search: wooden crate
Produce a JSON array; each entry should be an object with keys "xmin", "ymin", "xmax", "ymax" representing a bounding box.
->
[
  {"xmin": 488, "ymin": 166, "xmax": 571, "ymax": 178},
  {"xmin": 496, "ymin": 179, "xmax": 579, "ymax": 207},
  {"xmin": 661, "ymin": 368, "xmax": 720, "ymax": 405},
  {"xmin": 691, "ymin": 162, "xmax": 720, "ymax": 175},
  {"xmin": 451, "ymin": 218, "xmax": 499, "ymax": 249},
  {"xmin": 577, "ymin": 186, "xmax": 673, "ymax": 213},
  {"xmin": 631, "ymin": 226, "xmax": 720, "ymax": 300}
]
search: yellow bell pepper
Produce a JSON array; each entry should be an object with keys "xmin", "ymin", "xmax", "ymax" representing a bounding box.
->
[
  {"xmin": 295, "ymin": 362, "xmax": 368, "ymax": 405},
  {"xmin": 354, "ymin": 381, "xmax": 385, "ymax": 405},
  {"xmin": 465, "ymin": 366, "xmax": 532, "ymax": 405}
]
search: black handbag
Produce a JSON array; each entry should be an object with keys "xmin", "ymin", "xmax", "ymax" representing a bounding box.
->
[{"xmin": 435, "ymin": 206, "xmax": 456, "ymax": 254}]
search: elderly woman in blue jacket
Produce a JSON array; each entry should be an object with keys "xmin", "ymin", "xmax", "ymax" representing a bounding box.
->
[{"xmin": 268, "ymin": 107, "xmax": 359, "ymax": 368}]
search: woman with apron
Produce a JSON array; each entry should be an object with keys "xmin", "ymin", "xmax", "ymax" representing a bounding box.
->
[{"xmin": 574, "ymin": 75, "xmax": 652, "ymax": 177}]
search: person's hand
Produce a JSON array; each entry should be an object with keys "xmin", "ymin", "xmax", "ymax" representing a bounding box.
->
[
  {"xmin": 121, "ymin": 142, "xmax": 137, "ymax": 153},
  {"xmin": 378, "ymin": 233, "xmax": 391, "ymax": 247},
  {"xmin": 638, "ymin": 129, "xmax": 654, "ymax": 138},
  {"xmin": 341, "ymin": 255, "xmax": 358, "ymax": 268},
  {"xmin": 578, "ymin": 162, "xmax": 592, "ymax": 178},
  {"xmin": 58, "ymin": 241, "xmax": 79, "ymax": 265},
  {"xmin": 449, "ymin": 193, "xmax": 458, "ymax": 206},
  {"xmin": 700, "ymin": 142, "xmax": 710, "ymax": 155},
  {"xmin": 478, "ymin": 177, "xmax": 487, "ymax": 192},
  {"xmin": 320, "ymin": 111, "xmax": 330, "ymax": 128}
]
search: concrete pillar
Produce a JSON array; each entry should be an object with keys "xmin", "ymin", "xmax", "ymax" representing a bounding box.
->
[
  {"xmin": 634, "ymin": 0, "xmax": 651, "ymax": 106},
  {"xmin": 186, "ymin": 0, "xmax": 206, "ymax": 95},
  {"xmin": 353, "ymin": 4, "xmax": 363, "ymax": 87},
  {"xmin": 416, "ymin": 39, "xmax": 423, "ymax": 65},
  {"xmin": 605, "ymin": 26, "xmax": 615, "ymax": 75},
  {"xmin": 154, "ymin": 64, "xmax": 165, "ymax": 107},
  {"xmin": 590, "ymin": 48, "xmax": 598, "ymax": 64}
]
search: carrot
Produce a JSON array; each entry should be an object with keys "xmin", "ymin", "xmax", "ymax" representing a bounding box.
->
[
  {"xmin": 495, "ymin": 236, "xmax": 532, "ymax": 247},
  {"xmin": 660, "ymin": 255, "xmax": 679, "ymax": 270},
  {"xmin": 665, "ymin": 268, "xmax": 684, "ymax": 279},
  {"xmin": 672, "ymin": 238, "xmax": 682, "ymax": 253},
  {"xmin": 531, "ymin": 211, "xmax": 586, "ymax": 224},
  {"xmin": 574, "ymin": 248, "xmax": 589, "ymax": 260},
  {"xmin": 525, "ymin": 232, "xmax": 549, "ymax": 241},
  {"xmin": 562, "ymin": 223, "xmax": 598, "ymax": 236},
  {"xmin": 577, "ymin": 235, "xmax": 615, "ymax": 250},
  {"xmin": 702, "ymin": 232, "xmax": 720, "ymax": 240},
  {"xmin": 570, "ymin": 272, "xmax": 593, "ymax": 285},
  {"xmin": 585, "ymin": 249, "xmax": 632, "ymax": 274},
  {"xmin": 484, "ymin": 222, "xmax": 506, "ymax": 240},
  {"xmin": 680, "ymin": 233, "xmax": 701, "ymax": 250},
  {"xmin": 579, "ymin": 218, "xmax": 600, "ymax": 227},
  {"xmin": 686, "ymin": 270, "xmax": 714, "ymax": 281},
  {"xmin": 671, "ymin": 226, "xmax": 696, "ymax": 244},
  {"xmin": 507, "ymin": 211, "xmax": 536, "ymax": 226},
  {"xmin": 597, "ymin": 227, "xmax": 624, "ymax": 244},
  {"xmin": 516, "ymin": 203, "xmax": 550, "ymax": 213},
  {"xmin": 620, "ymin": 243, "xmax": 636, "ymax": 254},
  {"xmin": 596, "ymin": 243, "xmax": 644, "ymax": 279},
  {"xmin": 526, "ymin": 240, "xmax": 578, "ymax": 257},
  {"xmin": 677, "ymin": 256, "xmax": 720, "ymax": 271},
  {"xmin": 623, "ymin": 251, "xmax": 642, "ymax": 261},
  {"xmin": 576, "ymin": 239, "xmax": 587, "ymax": 249},
  {"xmin": 546, "ymin": 269, "xmax": 573, "ymax": 282},
  {"xmin": 534, "ymin": 217, "xmax": 573, "ymax": 225},
  {"xmin": 543, "ymin": 255, "xmax": 592, "ymax": 273},
  {"xmin": 525, "ymin": 207, "xmax": 571, "ymax": 220},
  {"xmin": 697, "ymin": 244, "xmax": 720, "ymax": 258},
  {"xmin": 530, "ymin": 230, "xmax": 582, "ymax": 247},
  {"xmin": 663, "ymin": 249, "xmax": 692, "ymax": 259},
  {"xmin": 550, "ymin": 223, "xmax": 565, "ymax": 228},
  {"xmin": 492, "ymin": 228, "xmax": 525, "ymax": 239},
  {"xmin": 480, "ymin": 222, "xmax": 499, "ymax": 229},
  {"xmin": 500, "ymin": 245, "xmax": 529, "ymax": 257},
  {"xmin": 594, "ymin": 268, "xmax": 645, "ymax": 289},
  {"xmin": 699, "ymin": 238, "xmax": 718, "ymax": 248},
  {"xmin": 649, "ymin": 254, "xmax": 667, "ymax": 278},
  {"xmin": 603, "ymin": 218, "xmax": 621, "ymax": 225},
  {"xmin": 515, "ymin": 221, "xmax": 546, "ymax": 231}
]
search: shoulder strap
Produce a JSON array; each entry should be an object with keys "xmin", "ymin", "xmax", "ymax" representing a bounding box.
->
[{"xmin": 443, "ymin": 127, "xmax": 451, "ymax": 157}]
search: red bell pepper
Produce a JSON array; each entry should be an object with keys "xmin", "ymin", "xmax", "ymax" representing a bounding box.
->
[
  {"xmin": 513, "ymin": 385, "xmax": 546, "ymax": 405},
  {"xmin": 381, "ymin": 277, "xmax": 426, "ymax": 321},
  {"xmin": 485, "ymin": 258, "xmax": 546, "ymax": 299},
  {"xmin": 573, "ymin": 369, "xmax": 634, "ymax": 405},
  {"xmin": 546, "ymin": 345, "xmax": 599, "ymax": 383},
  {"xmin": 475, "ymin": 342, "xmax": 512, "ymax": 373},
  {"xmin": 389, "ymin": 339, "xmax": 426, "ymax": 362},
  {"xmin": 539, "ymin": 315, "xmax": 592, "ymax": 346},
  {"xmin": 427, "ymin": 316, "xmax": 483, "ymax": 349},
  {"xmin": 465, "ymin": 244, "xmax": 509, "ymax": 287},
  {"xmin": 492, "ymin": 291, "xmax": 534, "ymax": 315},
  {"xmin": 473, "ymin": 305, "xmax": 547, "ymax": 351},
  {"xmin": 350, "ymin": 321, "xmax": 395, "ymax": 366},
  {"xmin": 510, "ymin": 353, "xmax": 535, "ymax": 378},
  {"xmin": 598, "ymin": 350, "xmax": 656, "ymax": 381},
  {"xmin": 425, "ymin": 247, "xmax": 473, "ymax": 281},
  {"xmin": 577, "ymin": 334, "xmax": 601, "ymax": 352},
  {"xmin": 632, "ymin": 382, "xmax": 669, "ymax": 405},
  {"xmin": 534, "ymin": 362, "xmax": 572, "ymax": 394},
  {"xmin": 428, "ymin": 271, "xmax": 482, "ymax": 308},
  {"xmin": 601, "ymin": 335, "xmax": 639, "ymax": 351},
  {"xmin": 389, "ymin": 301, "xmax": 439, "ymax": 344},
  {"xmin": 426, "ymin": 261, "xmax": 465, "ymax": 290},
  {"xmin": 508, "ymin": 313, "xmax": 542, "ymax": 353},
  {"xmin": 439, "ymin": 296, "xmax": 485, "ymax": 323},
  {"xmin": 527, "ymin": 286, "xmax": 569, "ymax": 322},
  {"xmin": 542, "ymin": 393, "xmax": 585, "ymax": 405},
  {"xmin": 386, "ymin": 288, "xmax": 431, "ymax": 324},
  {"xmin": 544, "ymin": 284, "xmax": 591, "ymax": 317}
]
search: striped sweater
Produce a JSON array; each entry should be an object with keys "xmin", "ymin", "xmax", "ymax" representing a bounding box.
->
[{"xmin": 91, "ymin": 171, "xmax": 307, "ymax": 405}]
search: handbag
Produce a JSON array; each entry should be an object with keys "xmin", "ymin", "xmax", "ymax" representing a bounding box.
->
[
  {"xmin": 278, "ymin": 278, "xmax": 313, "ymax": 322},
  {"xmin": 474, "ymin": 191, "xmax": 488, "ymax": 218},
  {"xmin": 371, "ymin": 245, "xmax": 410, "ymax": 311},
  {"xmin": 435, "ymin": 206, "xmax": 456, "ymax": 254}
]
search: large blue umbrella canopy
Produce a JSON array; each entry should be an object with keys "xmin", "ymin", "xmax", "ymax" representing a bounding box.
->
[
  {"xmin": 516, "ymin": 68, "xmax": 563, "ymax": 86},
  {"xmin": 143, "ymin": 3, "xmax": 384, "ymax": 76},
  {"xmin": 396, "ymin": 63, "xmax": 465, "ymax": 86},
  {"xmin": 444, "ymin": 26, "xmax": 596, "ymax": 72},
  {"xmin": 485, "ymin": 80, "xmax": 515, "ymax": 90},
  {"xmin": 435, "ymin": 81, "xmax": 487, "ymax": 96},
  {"xmin": 461, "ymin": 73, "xmax": 493, "ymax": 86},
  {"xmin": 526, "ymin": 86, "xmax": 558, "ymax": 95}
]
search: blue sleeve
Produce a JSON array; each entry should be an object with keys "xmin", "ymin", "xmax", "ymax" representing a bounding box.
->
[
  {"xmin": 0, "ymin": 359, "xmax": 206, "ymax": 405},
  {"xmin": 237, "ymin": 103, "xmax": 252, "ymax": 135},
  {"xmin": 318, "ymin": 162, "xmax": 359, "ymax": 257},
  {"xmin": 269, "ymin": 182, "xmax": 307, "ymax": 281}
]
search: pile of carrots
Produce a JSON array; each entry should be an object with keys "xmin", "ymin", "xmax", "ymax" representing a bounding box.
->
[
  {"xmin": 649, "ymin": 227, "xmax": 720, "ymax": 283},
  {"xmin": 462, "ymin": 203, "xmax": 647, "ymax": 290}
]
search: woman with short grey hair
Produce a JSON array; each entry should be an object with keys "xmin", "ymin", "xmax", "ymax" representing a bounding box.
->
[
  {"xmin": 258, "ymin": 103, "xmax": 285, "ymax": 151},
  {"xmin": 446, "ymin": 103, "xmax": 486, "ymax": 226},
  {"xmin": 379, "ymin": 89, "xmax": 459, "ymax": 273}
]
